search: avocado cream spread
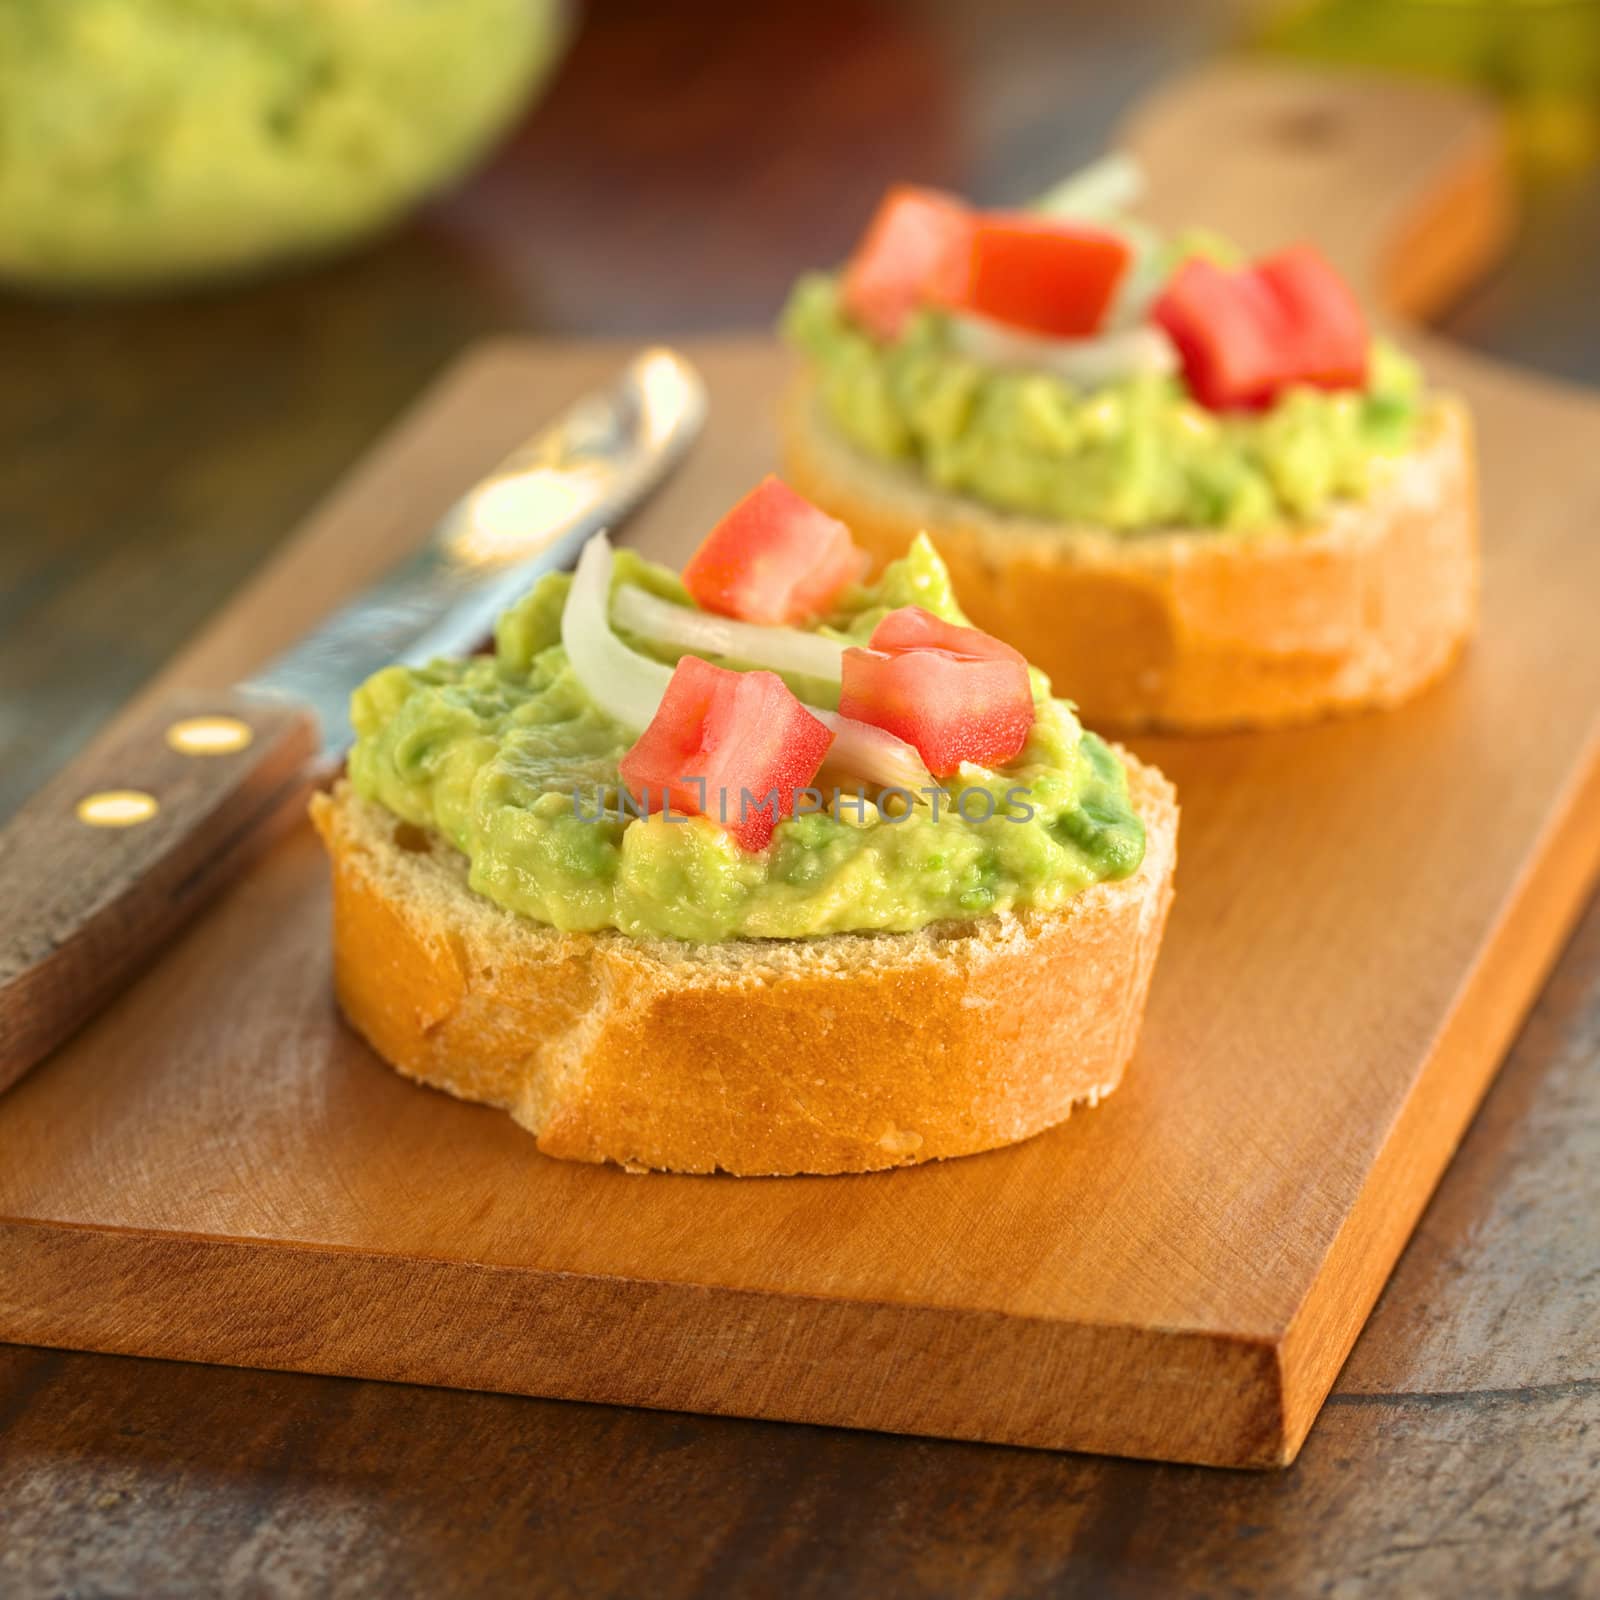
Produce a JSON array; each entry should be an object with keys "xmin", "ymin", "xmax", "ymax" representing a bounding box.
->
[
  {"xmin": 349, "ymin": 538, "xmax": 1145, "ymax": 942},
  {"xmin": 0, "ymin": 0, "xmax": 563, "ymax": 287},
  {"xmin": 783, "ymin": 275, "xmax": 1425, "ymax": 533}
]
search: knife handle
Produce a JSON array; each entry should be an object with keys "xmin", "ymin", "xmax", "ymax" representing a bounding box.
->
[{"xmin": 0, "ymin": 690, "xmax": 320, "ymax": 1093}]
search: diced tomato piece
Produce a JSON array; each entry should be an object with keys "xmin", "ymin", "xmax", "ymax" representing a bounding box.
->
[
  {"xmin": 839, "ymin": 607, "xmax": 1034, "ymax": 778},
  {"xmin": 1257, "ymin": 245, "xmax": 1368, "ymax": 390},
  {"xmin": 841, "ymin": 185, "xmax": 974, "ymax": 341},
  {"xmin": 1152, "ymin": 257, "xmax": 1273, "ymax": 409},
  {"xmin": 867, "ymin": 604, "xmax": 1028, "ymax": 665},
  {"xmin": 940, "ymin": 215, "xmax": 1132, "ymax": 339},
  {"xmin": 1153, "ymin": 245, "xmax": 1368, "ymax": 410},
  {"xmin": 1153, "ymin": 257, "xmax": 1284, "ymax": 410},
  {"xmin": 618, "ymin": 656, "xmax": 834, "ymax": 851},
  {"xmin": 683, "ymin": 476, "xmax": 869, "ymax": 626}
]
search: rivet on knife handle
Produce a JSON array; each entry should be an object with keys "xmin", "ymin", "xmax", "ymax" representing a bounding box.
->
[{"xmin": 0, "ymin": 690, "xmax": 319, "ymax": 1091}]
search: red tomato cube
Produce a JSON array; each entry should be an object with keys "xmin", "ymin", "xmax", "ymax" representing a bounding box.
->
[
  {"xmin": 1153, "ymin": 257, "xmax": 1286, "ymax": 409},
  {"xmin": 867, "ymin": 605, "xmax": 1028, "ymax": 665},
  {"xmin": 683, "ymin": 476, "xmax": 869, "ymax": 626},
  {"xmin": 841, "ymin": 185, "xmax": 974, "ymax": 341},
  {"xmin": 618, "ymin": 656, "xmax": 835, "ymax": 852},
  {"xmin": 839, "ymin": 607, "xmax": 1034, "ymax": 778},
  {"xmin": 943, "ymin": 215, "xmax": 1132, "ymax": 339},
  {"xmin": 1256, "ymin": 245, "xmax": 1368, "ymax": 390},
  {"xmin": 1154, "ymin": 246, "xmax": 1368, "ymax": 410}
]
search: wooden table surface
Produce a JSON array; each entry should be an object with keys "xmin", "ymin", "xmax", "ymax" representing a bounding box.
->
[{"xmin": 2, "ymin": 2, "xmax": 1597, "ymax": 1593}]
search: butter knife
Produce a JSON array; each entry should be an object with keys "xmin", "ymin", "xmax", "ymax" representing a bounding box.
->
[{"xmin": 0, "ymin": 347, "xmax": 707, "ymax": 1090}]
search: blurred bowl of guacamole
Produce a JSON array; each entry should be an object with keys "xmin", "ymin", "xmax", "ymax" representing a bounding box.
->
[{"xmin": 0, "ymin": 0, "xmax": 572, "ymax": 292}]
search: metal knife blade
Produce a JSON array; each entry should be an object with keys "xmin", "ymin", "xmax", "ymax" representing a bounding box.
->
[{"xmin": 245, "ymin": 345, "xmax": 706, "ymax": 759}]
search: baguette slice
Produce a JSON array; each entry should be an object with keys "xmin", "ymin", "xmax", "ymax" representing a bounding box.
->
[
  {"xmin": 783, "ymin": 378, "xmax": 1478, "ymax": 731},
  {"xmin": 311, "ymin": 753, "xmax": 1177, "ymax": 1176}
]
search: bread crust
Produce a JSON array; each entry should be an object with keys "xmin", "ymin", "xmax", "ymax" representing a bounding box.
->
[
  {"xmin": 782, "ymin": 377, "xmax": 1479, "ymax": 731},
  {"xmin": 311, "ymin": 756, "xmax": 1178, "ymax": 1176}
]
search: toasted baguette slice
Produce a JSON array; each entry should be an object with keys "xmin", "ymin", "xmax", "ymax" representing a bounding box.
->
[
  {"xmin": 310, "ymin": 755, "xmax": 1177, "ymax": 1176},
  {"xmin": 783, "ymin": 379, "xmax": 1478, "ymax": 731}
]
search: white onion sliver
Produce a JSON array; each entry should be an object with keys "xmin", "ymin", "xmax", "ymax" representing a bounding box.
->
[
  {"xmin": 1104, "ymin": 218, "xmax": 1171, "ymax": 330},
  {"xmin": 949, "ymin": 315, "xmax": 1177, "ymax": 387},
  {"xmin": 1032, "ymin": 152, "xmax": 1146, "ymax": 221},
  {"xmin": 815, "ymin": 712, "xmax": 936, "ymax": 795},
  {"xmin": 560, "ymin": 533, "xmax": 673, "ymax": 733},
  {"xmin": 561, "ymin": 534, "xmax": 936, "ymax": 794},
  {"xmin": 612, "ymin": 583, "xmax": 845, "ymax": 684}
]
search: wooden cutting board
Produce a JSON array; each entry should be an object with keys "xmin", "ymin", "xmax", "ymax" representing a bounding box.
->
[{"xmin": 4, "ymin": 65, "xmax": 1598, "ymax": 1470}]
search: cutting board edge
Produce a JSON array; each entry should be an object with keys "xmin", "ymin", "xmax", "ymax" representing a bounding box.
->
[
  {"xmin": 1274, "ymin": 724, "xmax": 1600, "ymax": 1458},
  {"xmin": 0, "ymin": 1216, "xmax": 1297, "ymax": 1469}
]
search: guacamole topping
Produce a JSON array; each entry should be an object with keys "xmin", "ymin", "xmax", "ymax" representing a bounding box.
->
[
  {"xmin": 0, "ymin": 0, "xmax": 566, "ymax": 287},
  {"xmin": 349, "ymin": 538, "xmax": 1145, "ymax": 942},
  {"xmin": 783, "ymin": 273, "xmax": 1425, "ymax": 533}
]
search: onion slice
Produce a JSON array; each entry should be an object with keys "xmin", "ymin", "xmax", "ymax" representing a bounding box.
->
[
  {"xmin": 1032, "ymin": 152, "xmax": 1146, "ymax": 222},
  {"xmin": 561, "ymin": 532, "xmax": 673, "ymax": 732},
  {"xmin": 1104, "ymin": 217, "xmax": 1170, "ymax": 330},
  {"xmin": 949, "ymin": 315, "xmax": 1177, "ymax": 386},
  {"xmin": 814, "ymin": 712, "xmax": 936, "ymax": 795},
  {"xmin": 563, "ymin": 533, "xmax": 938, "ymax": 793},
  {"xmin": 612, "ymin": 583, "xmax": 845, "ymax": 684}
]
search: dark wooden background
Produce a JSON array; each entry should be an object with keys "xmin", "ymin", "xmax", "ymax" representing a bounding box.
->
[{"xmin": 2, "ymin": 2, "xmax": 1597, "ymax": 1594}]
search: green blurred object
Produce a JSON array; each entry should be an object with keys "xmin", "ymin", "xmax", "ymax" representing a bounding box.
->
[
  {"xmin": 1261, "ymin": 0, "xmax": 1600, "ymax": 169},
  {"xmin": 0, "ymin": 0, "xmax": 572, "ymax": 291}
]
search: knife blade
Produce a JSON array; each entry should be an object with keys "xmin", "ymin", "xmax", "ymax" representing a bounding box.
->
[
  {"xmin": 245, "ymin": 346, "xmax": 706, "ymax": 761},
  {"xmin": 0, "ymin": 347, "xmax": 707, "ymax": 1090}
]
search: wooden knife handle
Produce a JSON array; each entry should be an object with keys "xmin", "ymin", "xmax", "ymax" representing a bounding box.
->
[{"xmin": 0, "ymin": 690, "xmax": 320, "ymax": 1092}]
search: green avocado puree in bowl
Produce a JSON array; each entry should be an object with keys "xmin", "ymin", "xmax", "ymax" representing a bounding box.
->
[
  {"xmin": 783, "ymin": 274, "xmax": 1426, "ymax": 533},
  {"xmin": 348, "ymin": 538, "xmax": 1146, "ymax": 943},
  {"xmin": 0, "ymin": 0, "xmax": 568, "ymax": 289}
]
